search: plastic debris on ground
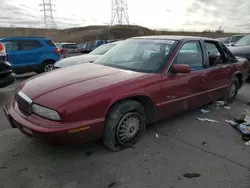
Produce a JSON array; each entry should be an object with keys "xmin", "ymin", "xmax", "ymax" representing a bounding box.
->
[
  {"xmin": 245, "ymin": 140, "xmax": 250, "ymax": 146},
  {"xmin": 214, "ymin": 100, "xmax": 226, "ymax": 107},
  {"xmin": 200, "ymin": 109, "xmax": 210, "ymax": 113},
  {"xmin": 225, "ymin": 120, "xmax": 238, "ymax": 126},
  {"xmin": 223, "ymin": 106, "xmax": 231, "ymax": 110},
  {"xmin": 197, "ymin": 117, "xmax": 219, "ymax": 123},
  {"xmin": 225, "ymin": 109, "xmax": 250, "ymax": 142}
]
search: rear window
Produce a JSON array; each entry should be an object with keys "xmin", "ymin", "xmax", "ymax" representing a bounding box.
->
[
  {"xmin": 62, "ymin": 44, "xmax": 78, "ymax": 49},
  {"xmin": 46, "ymin": 40, "xmax": 56, "ymax": 47},
  {"xmin": 19, "ymin": 40, "xmax": 42, "ymax": 50}
]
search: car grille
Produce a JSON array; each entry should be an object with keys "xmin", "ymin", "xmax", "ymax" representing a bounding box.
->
[{"xmin": 16, "ymin": 92, "xmax": 32, "ymax": 115}]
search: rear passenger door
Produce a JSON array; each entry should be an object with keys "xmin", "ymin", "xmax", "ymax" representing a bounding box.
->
[
  {"xmin": 17, "ymin": 40, "xmax": 43, "ymax": 67},
  {"xmin": 203, "ymin": 41, "xmax": 230, "ymax": 101}
]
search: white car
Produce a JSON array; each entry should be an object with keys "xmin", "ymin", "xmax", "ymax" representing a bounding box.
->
[{"xmin": 57, "ymin": 42, "xmax": 79, "ymax": 53}]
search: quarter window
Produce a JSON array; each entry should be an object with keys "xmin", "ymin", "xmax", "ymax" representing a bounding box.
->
[
  {"xmin": 2, "ymin": 41, "xmax": 19, "ymax": 52},
  {"xmin": 174, "ymin": 41, "xmax": 203, "ymax": 71}
]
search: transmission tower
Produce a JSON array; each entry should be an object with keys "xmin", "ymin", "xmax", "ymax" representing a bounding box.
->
[
  {"xmin": 40, "ymin": 0, "xmax": 57, "ymax": 29},
  {"xmin": 111, "ymin": 0, "xmax": 129, "ymax": 25}
]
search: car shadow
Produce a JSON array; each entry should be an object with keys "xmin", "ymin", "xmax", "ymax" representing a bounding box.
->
[{"xmin": 16, "ymin": 72, "xmax": 37, "ymax": 80}]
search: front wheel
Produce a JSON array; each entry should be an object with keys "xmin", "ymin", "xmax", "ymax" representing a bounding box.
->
[
  {"xmin": 102, "ymin": 100, "xmax": 146, "ymax": 152},
  {"xmin": 225, "ymin": 76, "xmax": 239, "ymax": 103}
]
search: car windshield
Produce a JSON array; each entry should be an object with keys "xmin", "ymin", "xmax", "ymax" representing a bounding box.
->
[
  {"xmin": 95, "ymin": 39, "xmax": 177, "ymax": 73},
  {"xmin": 90, "ymin": 43, "xmax": 116, "ymax": 55},
  {"xmin": 231, "ymin": 35, "xmax": 244, "ymax": 43},
  {"xmin": 234, "ymin": 35, "xmax": 250, "ymax": 46}
]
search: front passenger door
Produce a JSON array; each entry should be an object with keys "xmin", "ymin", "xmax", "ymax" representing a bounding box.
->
[{"xmin": 159, "ymin": 40, "xmax": 209, "ymax": 119}]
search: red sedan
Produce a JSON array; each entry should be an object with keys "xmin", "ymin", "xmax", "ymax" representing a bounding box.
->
[{"xmin": 3, "ymin": 36, "xmax": 249, "ymax": 151}]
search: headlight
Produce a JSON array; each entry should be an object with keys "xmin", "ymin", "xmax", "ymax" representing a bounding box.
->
[{"xmin": 32, "ymin": 104, "xmax": 61, "ymax": 121}]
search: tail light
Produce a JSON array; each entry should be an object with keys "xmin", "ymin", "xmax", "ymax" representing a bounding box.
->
[
  {"xmin": 0, "ymin": 42, "xmax": 7, "ymax": 56},
  {"xmin": 54, "ymin": 48, "xmax": 61, "ymax": 54},
  {"xmin": 60, "ymin": 49, "xmax": 67, "ymax": 54}
]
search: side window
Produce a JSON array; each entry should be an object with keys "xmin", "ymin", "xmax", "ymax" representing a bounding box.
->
[
  {"xmin": 174, "ymin": 41, "xmax": 203, "ymax": 71},
  {"xmin": 20, "ymin": 40, "xmax": 42, "ymax": 50},
  {"xmin": 205, "ymin": 42, "xmax": 224, "ymax": 66},
  {"xmin": 205, "ymin": 43, "xmax": 219, "ymax": 55},
  {"xmin": 221, "ymin": 43, "xmax": 237, "ymax": 63},
  {"xmin": 62, "ymin": 44, "xmax": 68, "ymax": 49},
  {"xmin": 2, "ymin": 41, "xmax": 19, "ymax": 52}
]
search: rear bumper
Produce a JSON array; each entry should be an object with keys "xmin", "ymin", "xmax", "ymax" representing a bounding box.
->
[
  {"xmin": 3, "ymin": 100, "xmax": 105, "ymax": 145},
  {"xmin": 0, "ymin": 73, "xmax": 15, "ymax": 88}
]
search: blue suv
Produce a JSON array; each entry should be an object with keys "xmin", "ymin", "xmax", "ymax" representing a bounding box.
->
[{"xmin": 0, "ymin": 37, "xmax": 61, "ymax": 74}]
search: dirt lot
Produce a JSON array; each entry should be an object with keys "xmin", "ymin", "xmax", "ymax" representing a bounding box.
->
[{"xmin": 0, "ymin": 75, "xmax": 249, "ymax": 188}]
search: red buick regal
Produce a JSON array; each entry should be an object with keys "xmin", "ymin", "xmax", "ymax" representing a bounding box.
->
[{"xmin": 3, "ymin": 36, "xmax": 249, "ymax": 151}]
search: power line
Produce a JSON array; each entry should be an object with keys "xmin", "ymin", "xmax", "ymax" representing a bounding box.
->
[
  {"xmin": 39, "ymin": 0, "xmax": 57, "ymax": 29},
  {"xmin": 111, "ymin": 0, "xmax": 129, "ymax": 25}
]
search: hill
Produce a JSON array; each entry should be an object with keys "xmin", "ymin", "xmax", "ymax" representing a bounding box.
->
[{"xmin": 0, "ymin": 25, "xmax": 242, "ymax": 43}]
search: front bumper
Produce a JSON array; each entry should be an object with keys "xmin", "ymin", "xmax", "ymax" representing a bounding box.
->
[
  {"xmin": 3, "ymin": 100, "xmax": 105, "ymax": 145},
  {"xmin": 0, "ymin": 73, "xmax": 15, "ymax": 88}
]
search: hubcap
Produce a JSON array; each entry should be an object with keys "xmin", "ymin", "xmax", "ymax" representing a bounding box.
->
[
  {"xmin": 228, "ymin": 83, "xmax": 236, "ymax": 99},
  {"xmin": 117, "ymin": 113, "xmax": 141, "ymax": 146},
  {"xmin": 44, "ymin": 64, "xmax": 54, "ymax": 72}
]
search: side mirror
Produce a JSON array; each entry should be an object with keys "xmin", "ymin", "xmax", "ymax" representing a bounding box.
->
[{"xmin": 172, "ymin": 64, "xmax": 191, "ymax": 74}]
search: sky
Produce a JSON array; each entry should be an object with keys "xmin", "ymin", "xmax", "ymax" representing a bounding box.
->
[{"xmin": 0, "ymin": 0, "xmax": 248, "ymax": 32}]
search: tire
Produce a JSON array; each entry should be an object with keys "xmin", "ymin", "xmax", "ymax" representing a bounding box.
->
[
  {"xmin": 36, "ymin": 60, "xmax": 55, "ymax": 73},
  {"xmin": 102, "ymin": 100, "xmax": 146, "ymax": 152},
  {"xmin": 224, "ymin": 76, "xmax": 239, "ymax": 103},
  {"xmin": 242, "ymin": 134, "xmax": 250, "ymax": 141}
]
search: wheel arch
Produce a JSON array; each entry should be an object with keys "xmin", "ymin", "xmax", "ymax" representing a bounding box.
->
[
  {"xmin": 233, "ymin": 71, "xmax": 243, "ymax": 87},
  {"xmin": 105, "ymin": 95, "xmax": 156, "ymax": 124},
  {"xmin": 42, "ymin": 59, "xmax": 56, "ymax": 64}
]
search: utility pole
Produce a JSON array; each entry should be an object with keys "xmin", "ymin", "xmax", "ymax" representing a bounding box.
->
[
  {"xmin": 111, "ymin": 0, "xmax": 129, "ymax": 25},
  {"xmin": 40, "ymin": 0, "xmax": 57, "ymax": 29}
]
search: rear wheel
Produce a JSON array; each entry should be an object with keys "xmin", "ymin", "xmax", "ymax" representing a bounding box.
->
[
  {"xmin": 225, "ymin": 76, "xmax": 239, "ymax": 103},
  {"xmin": 36, "ymin": 60, "xmax": 55, "ymax": 73},
  {"xmin": 102, "ymin": 100, "xmax": 146, "ymax": 152}
]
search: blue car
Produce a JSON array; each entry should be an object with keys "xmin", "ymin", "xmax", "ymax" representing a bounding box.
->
[{"xmin": 0, "ymin": 37, "xmax": 61, "ymax": 74}]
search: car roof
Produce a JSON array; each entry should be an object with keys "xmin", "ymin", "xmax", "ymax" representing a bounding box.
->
[
  {"xmin": 112, "ymin": 40, "xmax": 124, "ymax": 44},
  {"xmin": 232, "ymin": 34, "xmax": 246, "ymax": 37},
  {"xmin": 0, "ymin": 36, "xmax": 50, "ymax": 41},
  {"xmin": 132, "ymin": 35, "xmax": 216, "ymax": 41},
  {"xmin": 60, "ymin": 42, "xmax": 77, "ymax": 44}
]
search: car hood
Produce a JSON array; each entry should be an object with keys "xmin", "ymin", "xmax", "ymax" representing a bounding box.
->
[
  {"xmin": 20, "ymin": 63, "xmax": 148, "ymax": 109},
  {"xmin": 54, "ymin": 54, "xmax": 101, "ymax": 68}
]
